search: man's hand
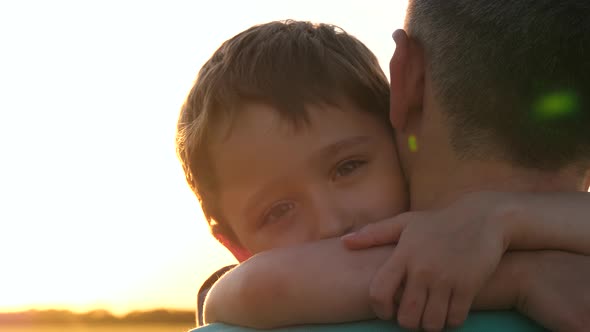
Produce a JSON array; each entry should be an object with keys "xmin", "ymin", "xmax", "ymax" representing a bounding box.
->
[
  {"xmin": 342, "ymin": 192, "xmax": 510, "ymax": 331},
  {"xmin": 514, "ymin": 251, "xmax": 590, "ymax": 332}
]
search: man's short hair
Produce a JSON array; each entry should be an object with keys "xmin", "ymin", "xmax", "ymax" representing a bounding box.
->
[
  {"xmin": 406, "ymin": 0, "xmax": 590, "ymax": 170},
  {"xmin": 176, "ymin": 20, "xmax": 390, "ymax": 244}
]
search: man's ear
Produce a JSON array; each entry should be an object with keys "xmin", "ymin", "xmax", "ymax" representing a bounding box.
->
[{"xmin": 389, "ymin": 29, "xmax": 425, "ymax": 132}]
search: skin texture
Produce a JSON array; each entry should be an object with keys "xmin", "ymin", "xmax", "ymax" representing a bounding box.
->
[
  {"xmin": 209, "ymin": 101, "xmax": 408, "ymax": 254},
  {"xmin": 204, "ymin": 193, "xmax": 590, "ymax": 331},
  {"xmin": 342, "ymin": 191, "xmax": 590, "ymax": 331},
  {"xmin": 202, "ymin": 28, "xmax": 590, "ymax": 331},
  {"xmin": 387, "ymin": 30, "xmax": 586, "ymax": 211},
  {"xmin": 369, "ymin": 28, "xmax": 590, "ymax": 331}
]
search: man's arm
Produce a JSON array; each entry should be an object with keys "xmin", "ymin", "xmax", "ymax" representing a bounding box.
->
[{"xmin": 204, "ymin": 238, "xmax": 523, "ymax": 329}]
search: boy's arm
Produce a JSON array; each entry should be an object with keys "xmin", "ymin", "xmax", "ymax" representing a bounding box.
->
[
  {"xmin": 204, "ymin": 191, "xmax": 590, "ymax": 329},
  {"xmin": 339, "ymin": 191, "xmax": 590, "ymax": 329},
  {"xmin": 500, "ymin": 192, "xmax": 590, "ymax": 253},
  {"xmin": 345, "ymin": 192, "xmax": 590, "ymax": 255},
  {"xmin": 204, "ymin": 239, "xmax": 389, "ymax": 328},
  {"xmin": 508, "ymin": 250, "xmax": 590, "ymax": 332},
  {"xmin": 197, "ymin": 265, "xmax": 236, "ymax": 326},
  {"xmin": 203, "ymin": 238, "xmax": 589, "ymax": 330}
]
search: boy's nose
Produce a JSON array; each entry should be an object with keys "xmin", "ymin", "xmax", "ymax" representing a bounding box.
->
[
  {"xmin": 307, "ymin": 187, "xmax": 354, "ymax": 240},
  {"xmin": 315, "ymin": 209, "xmax": 354, "ymax": 240}
]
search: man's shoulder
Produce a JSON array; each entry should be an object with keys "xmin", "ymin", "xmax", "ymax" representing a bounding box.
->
[{"xmin": 191, "ymin": 311, "xmax": 547, "ymax": 331}]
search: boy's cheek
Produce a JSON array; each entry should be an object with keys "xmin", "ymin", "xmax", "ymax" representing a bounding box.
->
[
  {"xmin": 359, "ymin": 175, "xmax": 409, "ymax": 224},
  {"xmin": 244, "ymin": 225, "xmax": 312, "ymax": 254},
  {"xmin": 347, "ymin": 194, "xmax": 407, "ymax": 230}
]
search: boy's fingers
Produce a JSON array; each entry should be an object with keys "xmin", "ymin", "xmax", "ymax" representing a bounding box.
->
[
  {"xmin": 397, "ymin": 275, "xmax": 428, "ymax": 330},
  {"xmin": 341, "ymin": 217, "xmax": 408, "ymax": 249},
  {"xmin": 446, "ymin": 289, "xmax": 472, "ymax": 328},
  {"xmin": 369, "ymin": 251, "xmax": 406, "ymax": 320},
  {"xmin": 421, "ymin": 286, "xmax": 451, "ymax": 332}
]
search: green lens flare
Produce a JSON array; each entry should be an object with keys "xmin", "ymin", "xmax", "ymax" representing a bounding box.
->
[
  {"xmin": 533, "ymin": 91, "xmax": 579, "ymax": 120},
  {"xmin": 408, "ymin": 135, "xmax": 418, "ymax": 152}
]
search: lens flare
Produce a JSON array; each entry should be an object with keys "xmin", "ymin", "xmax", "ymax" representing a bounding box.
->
[
  {"xmin": 408, "ymin": 135, "xmax": 418, "ymax": 152},
  {"xmin": 533, "ymin": 90, "xmax": 579, "ymax": 120}
]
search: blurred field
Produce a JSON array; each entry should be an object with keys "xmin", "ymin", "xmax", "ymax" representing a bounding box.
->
[{"xmin": 0, "ymin": 323, "xmax": 194, "ymax": 332}]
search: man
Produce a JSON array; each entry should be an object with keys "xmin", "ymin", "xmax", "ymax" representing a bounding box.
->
[
  {"xmin": 342, "ymin": 0, "xmax": 590, "ymax": 329},
  {"xmin": 196, "ymin": 1, "xmax": 590, "ymax": 331}
]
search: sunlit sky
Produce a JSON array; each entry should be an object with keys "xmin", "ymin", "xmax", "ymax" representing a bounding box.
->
[{"xmin": 0, "ymin": 0, "xmax": 408, "ymax": 315}]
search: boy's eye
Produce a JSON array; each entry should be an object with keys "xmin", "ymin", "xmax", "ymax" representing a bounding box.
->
[
  {"xmin": 262, "ymin": 201, "xmax": 296, "ymax": 226},
  {"xmin": 334, "ymin": 159, "xmax": 366, "ymax": 178}
]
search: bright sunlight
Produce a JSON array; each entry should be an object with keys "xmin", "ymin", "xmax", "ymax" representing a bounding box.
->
[{"xmin": 0, "ymin": 0, "xmax": 408, "ymax": 317}]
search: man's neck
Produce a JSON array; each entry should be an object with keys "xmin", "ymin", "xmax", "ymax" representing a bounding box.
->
[
  {"xmin": 409, "ymin": 159, "xmax": 586, "ymax": 211},
  {"xmin": 397, "ymin": 89, "xmax": 587, "ymax": 211}
]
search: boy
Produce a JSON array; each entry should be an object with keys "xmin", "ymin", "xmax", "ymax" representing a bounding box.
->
[{"xmin": 176, "ymin": 20, "xmax": 590, "ymax": 330}]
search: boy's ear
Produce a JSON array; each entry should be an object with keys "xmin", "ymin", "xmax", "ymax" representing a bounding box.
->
[
  {"xmin": 389, "ymin": 29, "xmax": 425, "ymax": 132},
  {"xmin": 214, "ymin": 233, "xmax": 252, "ymax": 263}
]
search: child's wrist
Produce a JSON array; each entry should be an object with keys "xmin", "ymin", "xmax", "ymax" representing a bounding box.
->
[{"xmin": 489, "ymin": 192, "xmax": 530, "ymax": 251}]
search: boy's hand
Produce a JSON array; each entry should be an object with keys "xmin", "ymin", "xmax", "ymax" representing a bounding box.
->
[{"xmin": 342, "ymin": 192, "xmax": 510, "ymax": 331}]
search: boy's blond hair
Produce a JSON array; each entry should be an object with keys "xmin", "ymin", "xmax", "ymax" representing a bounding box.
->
[{"xmin": 176, "ymin": 20, "xmax": 390, "ymax": 246}]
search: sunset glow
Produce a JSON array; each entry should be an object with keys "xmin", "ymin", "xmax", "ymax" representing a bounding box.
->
[{"xmin": 0, "ymin": 0, "xmax": 408, "ymax": 315}]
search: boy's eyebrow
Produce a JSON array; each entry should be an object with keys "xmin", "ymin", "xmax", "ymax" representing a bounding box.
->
[
  {"xmin": 243, "ymin": 135, "xmax": 373, "ymax": 218},
  {"xmin": 314, "ymin": 135, "xmax": 373, "ymax": 160}
]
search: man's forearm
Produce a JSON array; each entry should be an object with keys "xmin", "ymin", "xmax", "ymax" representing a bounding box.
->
[{"xmin": 204, "ymin": 238, "xmax": 524, "ymax": 328}]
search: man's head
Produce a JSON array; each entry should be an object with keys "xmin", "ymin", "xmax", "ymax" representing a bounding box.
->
[
  {"xmin": 390, "ymin": 1, "xmax": 590, "ymax": 207},
  {"xmin": 177, "ymin": 20, "xmax": 407, "ymax": 257}
]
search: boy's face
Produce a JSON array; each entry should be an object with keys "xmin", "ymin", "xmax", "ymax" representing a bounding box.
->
[{"xmin": 210, "ymin": 101, "xmax": 408, "ymax": 254}]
